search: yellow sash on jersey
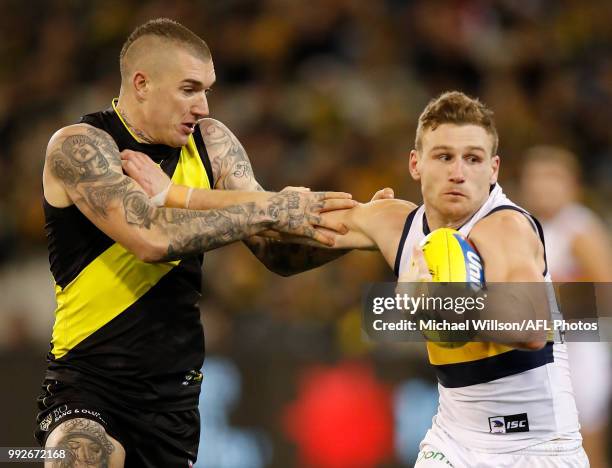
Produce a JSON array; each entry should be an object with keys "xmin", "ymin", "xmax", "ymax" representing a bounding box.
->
[
  {"xmin": 427, "ymin": 341, "xmax": 514, "ymax": 366},
  {"xmin": 51, "ymin": 133, "xmax": 210, "ymax": 359}
]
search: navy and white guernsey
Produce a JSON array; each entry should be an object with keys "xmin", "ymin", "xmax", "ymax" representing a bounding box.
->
[{"xmin": 395, "ymin": 184, "xmax": 581, "ymax": 452}]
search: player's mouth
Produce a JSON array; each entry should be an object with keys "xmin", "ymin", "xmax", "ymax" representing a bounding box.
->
[
  {"xmin": 444, "ymin": 190, "xmax": 466, "ymax": 197},
  {"xmin": 180, "ymin": 122, "xmax": 196, "ymax": 135}
]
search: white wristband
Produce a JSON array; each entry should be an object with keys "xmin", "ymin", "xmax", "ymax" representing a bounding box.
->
[
  {"xmin": 185, "ymin": 187, "xmax": 194, "ymax": 209},
  {"xmin": 150, "ymin": 181, "xmax": 172, "ymax": 207}
]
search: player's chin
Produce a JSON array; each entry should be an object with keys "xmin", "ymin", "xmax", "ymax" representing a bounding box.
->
[
  {"xmin": 169, "ymin": 132, "xmax": 190, "ymax": 148},
  {"xmin": 439, "ymin": 199, "xmax": 471, "ymax": 218}
]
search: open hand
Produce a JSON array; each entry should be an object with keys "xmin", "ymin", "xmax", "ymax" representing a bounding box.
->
[
  {"xmin": 267, "ymin": 190, "xmax": 357, "ymax": 246},
  {"xmin": 120, "ymin": 149, "xmax": 170, "ymax": 197}
]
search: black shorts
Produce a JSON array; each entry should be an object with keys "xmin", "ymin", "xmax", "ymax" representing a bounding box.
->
[{"xmin": 35, "ymin": 379, "xmax": 200, "ymax": 468}]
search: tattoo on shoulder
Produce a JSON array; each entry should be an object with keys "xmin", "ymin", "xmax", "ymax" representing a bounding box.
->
[
  {"xmin": 203, "ymin": 121, "xmax": 257, "ymax": 189},
  {"xmin": 49, "ymin": 126, "xmax": 141, "ymax": 216},
  {"xmin": 52, "ymin": 418, "xmax": 115, "ymax": 468},
  {"xmin": 50, "ymin": 127, "xmax": 120, "ymax": 184}
]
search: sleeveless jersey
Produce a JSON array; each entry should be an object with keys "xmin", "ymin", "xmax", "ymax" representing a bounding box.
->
[
  {"xmin": 43, "ymin": 102, "xmax": 214, "ymax": 411},
  {"xmin": 395, "ymin": 184, "xmax": 580, "ymax": 452}
]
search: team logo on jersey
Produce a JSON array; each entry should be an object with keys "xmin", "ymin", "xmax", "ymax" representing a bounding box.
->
[{"xmin": 488, "ymin": 413, "xmax": 529, "ymax": 433}]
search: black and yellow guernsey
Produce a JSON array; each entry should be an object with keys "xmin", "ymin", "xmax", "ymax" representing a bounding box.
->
[{"xmin": 43, "ymin": 102, "xmax": 214, "ymax": 411}]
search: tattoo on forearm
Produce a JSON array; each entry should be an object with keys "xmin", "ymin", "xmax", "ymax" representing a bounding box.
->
[
  {"xmin": 163, "ymin": 203, "xmax": 267, "ymax": 260},
  {"xmin": 52, "ymin": 418, "xmax": 114, "ymax": 468},
  {"xmin": 49, "ymin": 125, "xmax": 340, "ymax": 261},
  {"xmin": 48, "ymin": 126, "xmax": 280, "ymax": 259},
  {"xmin": 245, "ymin": 236, "xmax": 347, "ymax": 275}
]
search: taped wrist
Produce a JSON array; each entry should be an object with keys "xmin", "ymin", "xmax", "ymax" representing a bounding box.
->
[
  {"xmin": 150, "ymin": 182, "xmax": 171, "ymax": 207},
  {"xmin": 166, "ymin": 184, "xmax": 194, "ymax": 209}
]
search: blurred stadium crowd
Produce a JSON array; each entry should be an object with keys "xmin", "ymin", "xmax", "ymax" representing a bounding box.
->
[{"xmin": 0, "ymin": 0, "xmax": 610, "ymax": 466}]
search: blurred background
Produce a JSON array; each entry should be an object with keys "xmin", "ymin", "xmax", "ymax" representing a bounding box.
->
[{"xmin": 0, "ymin": 0, "xmax": 611, "ymax": 466}]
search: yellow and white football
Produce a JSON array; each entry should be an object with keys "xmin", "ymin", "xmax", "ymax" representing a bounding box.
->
[
  {"xmin": 420, "ymin": 228, "xmax": 484, "ymax": 285},
  {"xmin": 418, "ymin": 228, "xmax": 485, "ymax": 347}
]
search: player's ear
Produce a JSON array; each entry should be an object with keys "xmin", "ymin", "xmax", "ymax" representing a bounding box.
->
[
  {"xmin": 409, "ymin": 150, "xmax": 421, "ymax": 181},
  {"xmin": 490, "ymin": 155, "xmax": 500, "ymax": 185},
  {"xmin": 132, "ymin": 71, "xmax": 149, "ymax": 102}
]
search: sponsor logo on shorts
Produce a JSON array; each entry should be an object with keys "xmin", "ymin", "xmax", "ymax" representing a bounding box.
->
[
  {"xmin": 416, "ymin": 449, "xmax": 454, "ymax": 466},
  {"xmin": 39, "ymin": 413, "xmax": 53, "ymax": 432},
  {"xmin": 182, "ymin": 369, "xmax": 203, "ymax": 386},
  {"xmin": 53, "ymin": 404, "xmax": 70, "ymax": 422},
  {"xmin": 488, "ymin": 413, "xmax": 529, "ymax": 433},
  {"xmin": 45, "ymin": 405, "xmax": 107, "ymax": 430},
  {"xmin": 73, "ymin": 408, "xmax": 107, "ymax": 425}
]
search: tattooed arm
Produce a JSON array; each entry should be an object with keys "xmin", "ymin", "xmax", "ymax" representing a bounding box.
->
[
  {"xmin": 200, "ymin": 118, "xmax": 354, "ymax": 276},
  {"xmin": 42, "ymin": 124, "xmax": 339, "ymax": 262}
]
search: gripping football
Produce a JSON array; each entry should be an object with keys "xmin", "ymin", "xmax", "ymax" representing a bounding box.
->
[
  {"xmin": 418, "ymin": 228, "xmax": 485, "ymax": 348},
  {"xmin": 420, "ymin": 228, "xmax": 484, "ymax": 285}
]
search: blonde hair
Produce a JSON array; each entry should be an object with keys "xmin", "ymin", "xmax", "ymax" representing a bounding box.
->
[
  {"xmin": 120, "ymin": 18, "xmax": 211, "ymax": 79},
  {"xmin": 415, "ymin": 91, "xmax": 498, "ymax": 155}
]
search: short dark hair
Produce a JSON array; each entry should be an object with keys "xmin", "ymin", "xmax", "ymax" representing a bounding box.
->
[
  {"xmin": 120, "ymin": 18, "xmax": 211, "ymax": 76},
  {"xmin": 416, "ymin": 91, "xmax": 499, "ymax": 155}
]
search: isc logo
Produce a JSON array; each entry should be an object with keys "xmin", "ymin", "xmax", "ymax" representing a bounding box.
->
[
  {"xmin": 489, "ymin": 413, "xmax": 529, "ymax": 433},
  {"xmin": 508, "ymin": 421, "xmax": 527, "ymax": 429}
]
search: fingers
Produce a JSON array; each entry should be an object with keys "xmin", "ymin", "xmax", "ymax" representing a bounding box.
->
[
  {"xmin": 314, "ymin": 215, "xmax": 349, "ymax": 235},
  {"xmin": 120, "ymin": 150, "xmax": 155, "ymax": 167},
  {"xmin": 371, "ymin": 187, "xmax": 394, "ymax": 201},
  {"xmin": 120, "ymin": 150, "xmax": 146, "ymax": 173},
  {"xmin": 410, "ymin": 246, "xmax": 432, "ymax": 281},
  {"xmin": 282, "ymin": 186, "xmax": 311, "ymax": 193},
  {"xmin": 323, "ymin": 191, "xmax": 353, "ymax": 200},
  {"xmin": 319, "ymin": 198, "xmax": 358, "ymax": 213},
  {"xmin": 258, "ymin": 229, "xmax": 283, "ymax": 240},
  {"xmin": 309, "ymin": 228, "xmax": 335, "ymax": 247}
]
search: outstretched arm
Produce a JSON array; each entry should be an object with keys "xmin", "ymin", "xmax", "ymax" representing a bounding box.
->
[
  {"xmin": 318, "ymin": 199, "xmax": 416, "ymax": 268},
  {"xmin": 43, "ymin": 124, "xmax": 343, "ymax": 262},
  {"xmin": 123, "ymin": 118, "xmax": 364, "ymax": 275},
  {"xmin": 201, "ymin": 118, "xmax": 358, "ymax": 276}
]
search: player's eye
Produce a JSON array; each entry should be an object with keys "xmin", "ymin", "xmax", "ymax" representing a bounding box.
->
[
  {"xmin": 437, "ymin": 154, "xmax": 452, "ymax": 161},
  {"xmin": 466, "ymin": 155, "xmax": 481, "ymax": 163}
]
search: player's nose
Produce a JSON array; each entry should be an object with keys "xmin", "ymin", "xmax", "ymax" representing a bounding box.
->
[
  {"xmin": 192, "ymin": 93, "xmax": 209, "ymax": 120},
  {"xmin": 449, "ymin": 159, "xmax": 466, "ymax": 182}
]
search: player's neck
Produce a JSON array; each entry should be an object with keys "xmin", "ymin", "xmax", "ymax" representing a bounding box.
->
[
  {"xmin": 115, "ymin": 96, "xmax": 156, "ymax": 144},
  {"xmin": 424, "ymin": 206, "xmax": 475, "ymax": 232}
]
